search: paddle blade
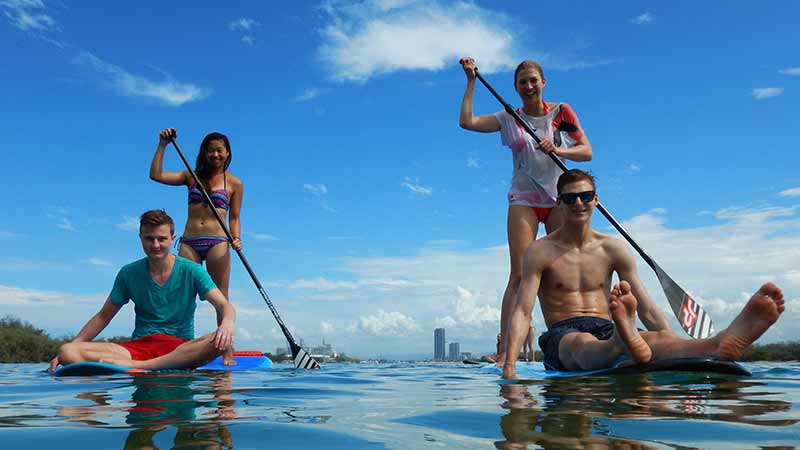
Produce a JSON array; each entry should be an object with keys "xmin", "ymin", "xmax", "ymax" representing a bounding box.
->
[
  {"xmin": 653, "ymin": 262, "xmax": 715, "ymax": 339},
  {"xmin": 291, "ymin": 344, "xmax": 321, "ymax": 369}
]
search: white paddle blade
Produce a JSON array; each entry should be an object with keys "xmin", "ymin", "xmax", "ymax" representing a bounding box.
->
[
  {"xmin": 293, "ymin": 347, "xmax": 321, "ymax": 369},
  {"xmin": 653, "ymin": 263, "xmax": 715, "ymax": 339}
]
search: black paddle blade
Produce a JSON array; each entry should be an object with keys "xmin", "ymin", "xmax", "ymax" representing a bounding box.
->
[
  {"xmin": 653, "ymin": 262, "xmax": 715, "ymax": 339},
  {"xmin": 291, "ymin": 345, "xmax": 321, "ymax": 369}
]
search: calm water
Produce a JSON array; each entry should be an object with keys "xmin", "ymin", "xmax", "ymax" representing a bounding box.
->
[{"xmin": 0, "ymin": 362, "xmax": 798, "ymax": 449}]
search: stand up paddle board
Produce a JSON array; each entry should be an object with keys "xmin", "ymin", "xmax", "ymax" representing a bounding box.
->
[
  {"xmin": 475, "ymin": 357, "xmax": 750, "ymax": 378},
  {"xmin": 52, "ymin": 351, "xmax": 273, "ymax": 377}
]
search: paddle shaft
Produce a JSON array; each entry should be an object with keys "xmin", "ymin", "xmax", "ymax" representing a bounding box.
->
[
  {"xmin": 169, "ymin": 138, "xmax": 316, "ymax": 364},
  {"xmin": 475, "ymin": 71, "xmax": 657, "ymax": 268}
]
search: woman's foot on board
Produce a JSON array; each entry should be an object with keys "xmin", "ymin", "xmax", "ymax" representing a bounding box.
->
[
  {"xmin": 715, "ymin": 282, "xmax": 785, "ymax": 360},
  {"xmin": 610, "ymin": 281, "xmax": 652, "ymax": 365}
]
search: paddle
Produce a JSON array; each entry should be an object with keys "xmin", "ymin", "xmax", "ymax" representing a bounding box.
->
[
  {"xmin": 474, "ymin": 69, "xmax": 714, "ymax": 339},
  {"xmin": 169, "ymin": 137, "xmax": 320, "ymax": 368}
]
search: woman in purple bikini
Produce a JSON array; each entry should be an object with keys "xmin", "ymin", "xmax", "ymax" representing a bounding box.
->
[{"xmin": 149, "ymin": 128, "xmax": 243, "ymax": 365}]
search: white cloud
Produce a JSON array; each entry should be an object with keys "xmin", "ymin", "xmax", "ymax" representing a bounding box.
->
[
  {"xmin": 229, "ymin": 18, "xmax": 260, "ymax": 31},
  {"xmin": 247, "ymin": 232, "xmax": 277, "ymax": 241},
  {"xmin": 630, "ymin": 12, "xmax": 654, "ymax": 25},
  {"xmin": 72, "ymin": 50, "xmax": 209, "ymax": 106},
  {"xmin": 303, "ymin": 183, "xmax": 336, "ymax": 212},
  {"xmin": 373, "ymin": 0, "xmax": 416, "ymax": 10},
  {"xmin": 618, "ymin": 206, "xmax": 800, "ymax": 331},
  {"xmin": 320, "ymin": 321, "xmax": 335, "ymax": 335},
  {"xmin": 85, "ymin": 257, "xmax": 112, "ymax": 266},
  {"xmin": 628, "ymin": 164, "xmax": 641, "ymax": 171},
  {"xmin": 321, "ymin": 201, "xmax": 338, "ymax": 213},
  {"xmin": 751, "ymin": 87, "xmax": 783, "ymax": 100},
  {"xmin": 116, "ymin": 215, "xmax": 139, "ymax": 232},
  {"xmin": 57, "ymin": 217, "xmax": 74, "ymax": 231},
  {"xmin": 288, "ymin": 277, "xmax": 416, "ymax": 292},
  {"xmin": 779, "ymin": 187, "xmax": 800, "ymax": 197},
  {"xmin": 0, "ymin": 258, "xmax": 73, "ymax": 272},
  {"xmin": 229, "ymin": 18, "xmax": 260, "ymax": 47},
  {"xmin": 318, "ymin": 1, "xmax": 518, "ymax": 82},
  {"xmin": 293, "ymin": 88, "xmax": 328, "ymax": 102},
  {"xmin": 357, "ymin": 309, "xmax": 420, "ymax": 337},
  {"xmin": 401, "ymin": 176, "xmax": 433, "ymax": 196},
  {"xmin": 435, "ymin": 316, "xmax": 457, "ymax": 328},
  {"xmin": 466, "ymin": 156, "xmax": 481, "ymax": 168},
  {"xmin": 779, "ymin": 67, "xmax": 800, "ymax": 76},
  {"xmin": 303, "ymin": 183, "xmax": 328, "ymax": 196},
  {"xmin": 0, "ymin": 229, "xmax": 22, "ymax": 239},
  {"xmin": 0, "ymin": 0, "xmax": 57, "ymax": 32},
  {"xmin": 0, "ymin": 284, "xmax": 102, "ymax": 308}
]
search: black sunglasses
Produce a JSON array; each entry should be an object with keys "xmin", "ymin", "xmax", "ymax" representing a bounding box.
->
[{"xmin": 559, "ymin": 190, "xmax": 595, "ymax": 205}]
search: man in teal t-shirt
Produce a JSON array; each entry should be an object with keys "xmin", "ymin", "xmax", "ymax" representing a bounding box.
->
[{"xmin": 49, "ymin": 210, "xmax": 236, "ymax": 371}]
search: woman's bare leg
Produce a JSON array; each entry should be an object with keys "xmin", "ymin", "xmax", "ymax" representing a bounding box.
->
[
  {"xmin": 497, "ymin": 205, "xmax": 540, "ymax": 366},
  {"xmin": 206, "ymin": 241, "xmax": 235, "ymax": 365}
]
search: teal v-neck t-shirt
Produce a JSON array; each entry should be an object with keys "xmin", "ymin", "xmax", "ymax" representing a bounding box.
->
[{"xmin": 110, "ymin": 256, "xmax": 217, "ymax": 340}]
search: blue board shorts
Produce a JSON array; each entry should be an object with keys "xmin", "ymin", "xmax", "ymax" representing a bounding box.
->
[{"xmin": 539, "ymin": 317, "xmax": 615, "ymax": 371}]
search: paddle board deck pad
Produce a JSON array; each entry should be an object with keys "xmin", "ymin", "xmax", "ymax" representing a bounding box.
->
[
  {"xmin": 53, "ymin": 351, "xmax": 272, "ymax": 377},
  {"xmin": 477, "ymin": 357, "xmax": 750, "ymax": 378}
]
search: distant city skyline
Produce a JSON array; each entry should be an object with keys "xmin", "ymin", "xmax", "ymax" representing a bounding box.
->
[
  {"xmin": 434, "ymin": 328, "xmax": 446, "ymax": 361},
  {"xmin": 448, "ymin": 342, "xmax": 461, "ymax": 361}
]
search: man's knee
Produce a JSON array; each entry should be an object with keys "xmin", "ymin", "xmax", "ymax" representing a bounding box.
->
[
  {"xmin": 558, "ymin": 333, "xmax": 595, "ymax": 369},
  {"xmin": 197, "ymin": 333, "xmax": 227, "ymax": 357},
  {"xmin": 58, "ymin": 342, "xmax": 83, "ymax": 364}
]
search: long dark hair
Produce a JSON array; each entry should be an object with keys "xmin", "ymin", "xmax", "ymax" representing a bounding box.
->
[{"xmin": 195, "ymin": 132, "xmax": 232, "ymax": 183}]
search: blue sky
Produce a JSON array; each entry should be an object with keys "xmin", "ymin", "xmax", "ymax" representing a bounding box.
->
[{"xmin": 2, "ymin": 0, "xmax": 799, "ymax": 359}]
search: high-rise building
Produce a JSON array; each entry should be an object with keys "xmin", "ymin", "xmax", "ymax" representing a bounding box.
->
[
  {"xmin": 448, "ymin": 342, "xmax": 460, "ymax": 361},
  {"xmin": 434, "ymin": 328, "xmax": 446, "ymax": 361}
]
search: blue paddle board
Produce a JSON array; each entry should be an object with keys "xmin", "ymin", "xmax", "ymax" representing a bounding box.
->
[
  {"xmin": 477, "ymin": 357, "xmax": 750, "ymax": 378},
  {"xmin": 53, "ymin": 351, "xmax": 273, "ymax": 377}
]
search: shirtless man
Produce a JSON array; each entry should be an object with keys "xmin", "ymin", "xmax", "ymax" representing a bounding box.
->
[
  {"xmin": 49, "ymin": 209, "xmax": 236, "ymax": 372},
  {"xmin": 503, "ymin": 169, "xmax": 786, "ymax": 379}
]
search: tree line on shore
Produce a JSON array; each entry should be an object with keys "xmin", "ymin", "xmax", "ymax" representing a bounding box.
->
[
  {"xmin": 0, "ymin": 316, "xmax": 365, "ymax": 363},
  {"xmin": 2, "ymin": 315, "xmax": 799, "ymax": 363}
]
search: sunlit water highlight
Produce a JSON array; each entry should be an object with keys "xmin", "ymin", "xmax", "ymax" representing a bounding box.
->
[{"xmin": 1, "ymin": 361, "xmax": 798, "ymax": 449}]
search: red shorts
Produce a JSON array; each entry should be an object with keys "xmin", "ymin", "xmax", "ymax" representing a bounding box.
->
[
  {"xmin": 532, "ymin": 206, "xmax": 552, "ymax": 222},
  {"xmin": 117, "ymin": 333, "xmax": 189, "ymax": 361}
]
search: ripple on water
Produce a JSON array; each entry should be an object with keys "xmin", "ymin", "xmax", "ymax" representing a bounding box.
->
[{"xmin": 0, "ymin": 362, "xmax": 798, "ymax": 450}]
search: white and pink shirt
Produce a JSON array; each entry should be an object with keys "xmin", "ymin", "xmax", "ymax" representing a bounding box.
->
[{"xmin": 495, "ymin": 102, "xmax": 584, "ymax": 207}]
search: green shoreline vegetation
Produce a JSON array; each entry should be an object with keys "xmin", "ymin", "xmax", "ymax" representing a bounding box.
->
[
  {"xmin": 0, "ymin": 316, "xmax": 361, "ymax": 364},
  {"xmin": 1, "ymin": 316, "xmax": 798, "ymax": 364}
]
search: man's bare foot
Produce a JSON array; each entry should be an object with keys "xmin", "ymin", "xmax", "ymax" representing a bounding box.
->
[
  {"xmin": 715, "ymin": 282, "xmax": 785, "ymax": 360},
  {"xmin": 495, "ymin": 352, "xmax": 507, "ymax": 368},
  {"xmin": 609, "ymin": 281, "xmax": 652, "ymax": 364}
]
